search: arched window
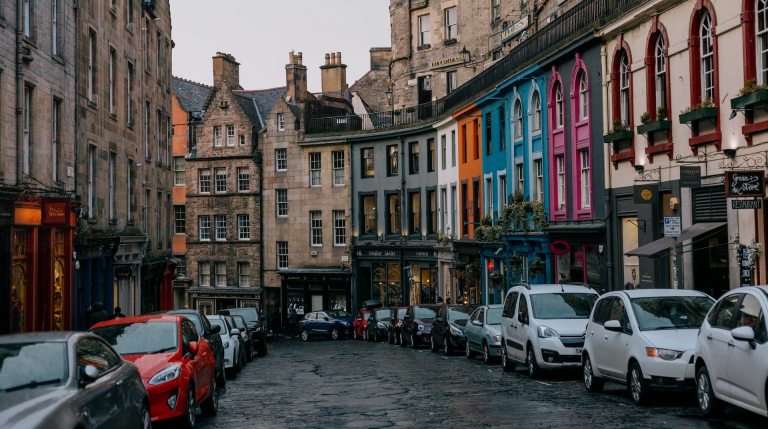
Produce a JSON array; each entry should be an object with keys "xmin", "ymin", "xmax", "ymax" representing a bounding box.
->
[
  {"xmin": 514, "ymin": 99, "xmax": 523, "ymax": 139},
  {"xmin": 700, "ymin": 12, "xmax": 714, "ymax": 101},
  {"xmin": 758, "ymin": 0, "xmax": 768, "ymax": 84},
  {"xmin": 578, "ymin": 71, "xmax": 588, "ymax": 120},
  {"xmin": 655, "ymin": 36, "xmax": 667, "ymax": 113},
  {"xmin": 531, "ymin": 90, "xmax": 542, "ymax": 132},
  {"xmin": 619, "ymin": 52, "xmax": 630, "ymax": 125},
  {"xmin": 555, "ymin": 83, "xmax": 564, "ymax": 128}
]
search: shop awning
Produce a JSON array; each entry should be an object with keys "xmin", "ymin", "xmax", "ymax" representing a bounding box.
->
[{"xmin": 625, "ymin": 222, "xmax": 726, "ymax": 257}]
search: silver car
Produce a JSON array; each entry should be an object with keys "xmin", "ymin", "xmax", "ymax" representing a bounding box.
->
[
  {"xmin": 464, "ymin": 304, "xmax": 503, "ymax": 364},
  {"xmin": 0, "ymin": 332, "xmax": 150, "ymax": 429}
]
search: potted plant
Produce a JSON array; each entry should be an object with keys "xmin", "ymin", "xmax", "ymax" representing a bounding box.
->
[
  {"xmin": 731, "ymin": 78, "xmax": 768, "ymax": 109},
  {"xmin": 603, "ymin": 118, "xmax": 634, "ymax": 143},
  {"xmin": 679, "ymin": 98, "xmax": 718, "ymax": 124},
  {"xmin": 657, "ymin": 106, "xmax": 667, "ymax": 120},
  {"xmin": 637, "ymin": 109, "xmax": 671, "ymax": 135},
  {"xmin": 640, "ymin": 112, "xmax": 651, "ymax": 125}
]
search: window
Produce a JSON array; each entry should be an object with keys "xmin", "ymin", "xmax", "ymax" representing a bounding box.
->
[
  {"xmin": 199, "ymin": 262, "xmax": 211, "ymax": 287},
  {"xmin": 409, "ymin": 192, "xmax": 421, "ymax": 234},
  {"xmin": 491, "ymin": 0, "xmax": 500, "ymax": 21},
  {"xmin": 361, "ymin": 148, "xmax": 374, "ymax": 178},
  {"xmin": 127, "ymin": 62, "xmax": 135, "ymax": 126},
  {"xmin": 52, "ymin": 99, "xmax": 61, "ymax": 183},
  {"xmin": 214, "ymin": 168, "xmax": 227, "ymax": 193},
  {"xmin": 556, "ymin": 156, "xmax": 565, "ymax": 211},
  {"xmin": 237, "ymin": 262, "xmax": 250, "ymax": 287},
  {"xmin": 309, "ymin": 153, "xmax": 321, "ymax": 186},
  {"xmin": 198, "ymin": 169, "xmax": 211, "ymax": 193},
  {"xmin": 579, "ymin": 72, "xmax": 588, "ymax": 120},
  {"xmin": 52, "ymin": 0, "xmax": 61, "ymax": 55},
  {"xmin": 580, "ymin": 150, "xmax": 591, "ymax": 209},
  {"xmin": 87, "ymin": 29, "xmax": 95, "ymax": 102},
  {"xmin": 276, "ymin": 148, "xmax": 287, "ymax": 171},
  {"xmin": 485, "ymin": 113, "xmax": 492, "ymax": 155},
  {"xmin": 215, "ymin": 215, "xmax": 227, "ymax": 241},
  {"xmin": 474, "ymin": 119, "xmax": 480, "ymax": 160},
  {"xmin": 498, "ymin": 105, "xmax": 506, "ymax": 150},
  {"xmin": 333, "ymin": 210, "xmax": 346, "ymax": 245},
  {"xmin": 156, "ymin": 191, "xmax": 162, "ymax": 249},
  {"xmin": 144, "ymin": 102, "xmax": 151, "ymax": 158},
  {"xmin": 409, "ymin": 142, "xmax": 420, "ymax": 174},
  {"xmin": 237, "ymin": 214, "xmax": 250, "ymax": 240},
  {"xmin": 310, "ymin": 211, "xmax": 323, "ymax": 246},
  {"xmin": 277, "ymin": 242, "xmax": 288, "ymax": 269},
  {"xmin": 214, "ymin": 262, "xmax": 226, "ymax": 287},
  {"xmin": 555, "ymin": 83, "xmax": 563, "ymax": 128},
  {"xmin": 127, "ymin": 0, "xmax": 135, "ymax": 25},
  {"xmin": 173, "ymin": 157, "xmax": 185, "ymax": 185},
  {"xmin": 444, "ymin": 7, "xmax": 457, "ymax": 40},
  {"xmin": 109, "ymin": 48, "xmax": 116, "ymax": 115},
  {"xmin": 654, "ymin": 35, "xmax": 667, "ymax": 113},
  {"xmin": 237, "ymin": 167, "xmax": 249, "ymax": 192},
  {"xmin": 440, "ymin": 188, "xmax": 447, "ymax": 234},
  {"xmin": 332, "ymin": 151, "xmax": 345, "ymax": 185},
  {"xmin": 532, "ymin": 90, "xmax": 542, "ymax": 132},
  {"xmin": 22, "ymin": 86, "xmax": 32, "ymax": 176},
  {"xmin": 127, "ymin": 160, "xmax": 135, "ymax": 222},
  {"xmin": 213, "ymin": 126, "xmax": 222, "ymax": 147},
  {"xmin": 239, "ymin": 135, "xmax": 245, "ymax": 146},
  {"xmin": 109, "ymin": 153, "xmax": 116, "ymax": 220},
  {"xmin": 485, "ymin": 177, "xmax": 493, "ymax": 218},
  {"xmin": 441, "ymin": 135, "xmax": 447, "ymax": 170},
  {"xmin": 446, "ymin": 70, "xmax": 457, "ymax": 94},
  {"xmin": 700, "ymin": 12, "xmax": 715, "ymax": 101},
  {"xmin": 199, "ymin": 216, "xmax": 211, "ymax": 241},
  {"xmin": 516, "ymin": 164, "xmax": 524, "ymax": 195},
  {"xmin": 362, "ymin": 195, "xmax": 377, "ymax": 235},
  {"xmin": 427, "ymin": 139, "xmax": 435, "ymax": 172},
  {"xmin": 619, "ymin": 52, "xmax": 631, "ymax": 125},
  {"xmin": 156, "ymin": 109, "xmax": 163, "ymax": 165},
  {"xmin": 499, "ymin": 175, "xmax": 507, "ymax": 208},
  {"xmin": 174, "ymin": 206, "xmax": 185, "ymax": 233},
  {"xmin": 427, "ymin": 190, "xmax": 436, "ymax": 235},
  {"xmin": 534, "ymin": 159, "xmax": 543, "ymax": 202},
  {"xmin": 87, "ymin": 145, "xmax": 94, "ymax": 219},
  {"xmin": 277, "ymin": 113, "xmax": 285, "ymax": 131},
  {"xmin": 451, "ymin": 130, "xmax": 457, "ymax": 166},
  {"xmin": 145, "ymin": 189, "xmax": 151, "ymax": 244},
  {"xmin": 759, "ymin": 1, "xmax": 768, "ymax": 84},
  {"xmin": 418, "ymin": 14, "xmax": 431, "ymax": 46},
  {"xmin": 387, "ymin": 194, "xmax": 401, "ymax": 235},
  {"xmin": 226, "ymin": 125, "xmax": 235, "ymax": 146},
  {"xmin": 461, "ymin": 124, "xmax": 467, "ymax": 163},
  {"xmin": 387, "ymin": 145, "xmax": 399, "ymax": 176},
  {"xmin": 514, "ymin": 99, "xmax": 523, "ymax": 139},
  {"xmin": 276, "ymin": 189, "xmax": 288, "ymax": 217}
]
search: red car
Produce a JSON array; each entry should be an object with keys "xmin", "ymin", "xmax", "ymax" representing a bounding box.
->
[
  {"xmin": 353, "ymin": 309, "xmax": 373, "ymax": 340},
  {"xmin": 91, "ymin": 314, "xmax": 218, "ymax": 428}
]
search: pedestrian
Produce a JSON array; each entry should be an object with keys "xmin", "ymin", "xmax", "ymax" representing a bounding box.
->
[
  {"xmin": 287, "ymin": 307, "xmax": 298, "ymax": 338},
  {"xmin": 445, "ymin": 297, "xmax": 451, "ymax": 305},
  {"xmin": 113, "ymin": 306, "xmax": 126, "ymax": 318},
  {"xmin": 88, "ymin": 302, "xmax": 110, "ymax": 327}
]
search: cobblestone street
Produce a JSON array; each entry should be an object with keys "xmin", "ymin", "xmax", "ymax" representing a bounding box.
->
[{"xmin": 193, "ymin": 338, "xmax": 768, "ymax": 429}]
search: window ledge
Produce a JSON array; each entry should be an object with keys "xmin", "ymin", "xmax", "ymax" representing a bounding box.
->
[
  {"xmin": 610, "ymin": 149, "xmax": 635, "ymax": 169},
  {"xmin": 444, "ymin": 38, "xmax": 457, "ymax": 46},
  {"xmin": 688, "ymin": 131, "xmax": 722, "ymax": 155},
  {"xmin": 644, "ymin": 142, "xmax": 674, "ymax": 162},
  {"xmin": 51, "ymin": 54, "xmax": 65, "ymax": 66},
  {"xmin": 109, "ymin": 112, "xmax": 117, "ymax": 121},
  {"xmin": 417, "ymin": 44, "xmax": 432, "ymax": 51}
]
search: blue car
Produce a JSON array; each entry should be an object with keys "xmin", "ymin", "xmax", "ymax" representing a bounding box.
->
[
  {"xmin": 464, "ymin": 304, "xmax": 503, "ymax": 364},
  {"xmin": 299, "ymin": 310, "xmax": 354, "ymax": 341}
]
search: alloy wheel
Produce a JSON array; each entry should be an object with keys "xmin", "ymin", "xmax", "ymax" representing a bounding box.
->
[
  {"xmin": 696, "ymin": 366, "xmax": 721, "ymax": 416},
  {"xmin": 483, "ymin": 342, "xmax": 490, "ymax": 364},
  {"xmin": 583, "ymin": 355, "xmax": 604, "ymax": 392},
  {"xmin": 301, "ymin": 329, "xmax": 309, "ymax": 342},
  {"xmin": 443, "ymin": 337, "xmax": 450, "ymax": 355},
  {"xmin": 185, "ymin": 385, "xmax": 196, "ymax": 429},
  {"xmin": 140, "ymin": 404, "xmax": 151, "ymax": 429},
  {"xmin": 629, "ymin": 362, "xmax": 648, "ymax": 405},
  {"xmin": 501, "ymin": 344, "xmax": 512, "ymax": 372},
  {"xmin": 526, "ymin": 347, "xmax": 540, "ymax": 379},
  {"xmin": 331, "ymin": 327, "xmax": 340, "ymax": 340},
  {"xmin": 465, "ymin": 341, "xmax": 472, "ymax": 359}
]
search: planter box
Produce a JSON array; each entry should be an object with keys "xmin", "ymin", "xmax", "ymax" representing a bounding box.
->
[
  {"xmin": 637, "ymin": 119, "xmax": 671, "ymax": 135},
  {"xmin": 679, "ymin": 106, "xmax": 718, "ymax": 124},
  {"xmin": 731, "ymin": 89, "xmax": 768, "ymax": 109},
  {"xmin": 602, "ymin": 129, "xmax": 633, "ymax": 143}
]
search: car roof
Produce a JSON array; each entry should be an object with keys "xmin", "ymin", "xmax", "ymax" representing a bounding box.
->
[
  {"xmin": 509, "ymin": 284, "xmax": 598, "ymax": 295},
  {"xmin": 0, "ymin": 331, "xmax": 79, "ymax": 344},
  {"xmin": 206, "ymin": 314, "xmax": 226, "ymax": 320},
  {"xmin": 91, "ymin": 314, "xmax": 183, "ymax": 329},
  {"xmin": 616, "ymin": 289, "xmax": 712, "ymax": 299},
  {"xmin": 484, "ymin": 304, "xmax": 503, "ymax": 309}
]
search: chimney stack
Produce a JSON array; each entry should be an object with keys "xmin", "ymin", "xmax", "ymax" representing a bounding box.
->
[
  {"xmin": 285, "ymin": 50, "xmax": 308, "ymax": 102},
  {"xmin": 212, "ymin": 52, "xmax": 241, "ymax": 89},
  {"xmin": 320, "ymin": 51, "xmax": 348, "ymax": 95}
]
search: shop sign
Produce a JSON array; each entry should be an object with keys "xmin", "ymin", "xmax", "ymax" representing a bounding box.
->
[
  {"xmin": 115, "ymin": 266, "xmax": 133, "ymax": 278},
  {"xmin": 404, "ymin": 249, "xmax": 434, "ymax": 258},
  {"xmin": 42, "ymin": 201, "xmax": 68, "ymax": 225},
  {"xmin": 14, "ymin": 206, "xmax": 41, "ymax": 225},
  {"xmin": 731, "ymin": 199, "xmax": 762, "ymax": 210},
  {"xmin": 725, "ymin": 171, "xmax": 765, "ymax": 197},
  {"xmin": 356, "ymin": 249, "xmax": 397, "ymax": 258},
  {"xmin": 634, "ymin": 184, "xmax": 657, "ymax": 204},
  {"xmin": 501, "ymin": 14, "xmax": 530, "ymax": 44},
  {"xmin": 738, "ymin": 246, "xmax": 754, "ymax": 288},
  {"xmin": 430, "ymin": 56, "xmax": 464, "ymax": 70},
  {"xmin": 679, "ymin": 166, "xmax": 701, "ymax": 188},
  {"xmin": 550, "ymin": 240, "xmax": 570, "ymax": 255}
]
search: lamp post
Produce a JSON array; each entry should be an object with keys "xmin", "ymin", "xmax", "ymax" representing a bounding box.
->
[{"xmin": 385, "ymin": 86, "xmax": 394, "ymax": 126}]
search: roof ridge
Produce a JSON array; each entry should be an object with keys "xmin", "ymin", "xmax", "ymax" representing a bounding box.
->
[
  {"xmin": 172, "ymin": 75, "xmax": 212, "ymax": 88},
  {"xmin": 233, "ymin": 86, "xmax": 287, "ymax": 93}
]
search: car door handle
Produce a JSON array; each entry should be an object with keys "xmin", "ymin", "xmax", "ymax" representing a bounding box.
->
[
  {"xmin": 603, "ymin": 336, "xmax": 608, "ymax": 340},
  {"xmin": 728, "ymin": 341, "xmax": 735, "ymax": 348},
  {"xmin": 706, "ymin": 335, "xmax": 713, "ymax": 341},
  {"xmin": 589, "ymin": 332, "xmax": 594, "ymax": 336}
]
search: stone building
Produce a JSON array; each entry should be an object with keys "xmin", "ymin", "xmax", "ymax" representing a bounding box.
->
[
  {"xmin": 0, "ymin": 0, "xmax": 77, "ymax": 334},
  {"xmin": 74, "ymin": 0, "xmax": 174, "ymax": 325}
]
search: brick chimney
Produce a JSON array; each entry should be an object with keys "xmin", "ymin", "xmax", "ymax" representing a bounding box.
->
[
  {"xmin": 285, "ymin": 51, "xmax": 308, "ymax": 102},
  {"xmin": 212, "ymin": 52, "xmax": 240, "ymax": 89},
  {"xmin": 320, "ymin": 51, "xmax": 348, "ymax": 95},
  {"xmin": 369, "ymin": 47, "xmax": 392, "ymax": 71}
]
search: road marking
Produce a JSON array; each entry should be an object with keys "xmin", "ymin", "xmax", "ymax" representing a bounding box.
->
[{"xmin": 535, "ymin": 381, "xmax": 551, "ymax": 386}]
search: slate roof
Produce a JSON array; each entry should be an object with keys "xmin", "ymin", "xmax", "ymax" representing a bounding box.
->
[
  {"xmin": 233, "ymin": 87, "xmax": 287, "ymax": 128},
  {"xmin": 172, "ymin": 76, "xmax": 212, "ymax": 113}
]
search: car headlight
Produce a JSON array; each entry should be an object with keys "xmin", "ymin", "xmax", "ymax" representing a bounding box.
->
[
  {"xmin": 449, "ymin": 324, "xmax": 464, "ymax": 337},
  {"xmin": 492, "ymin": 335, "xmax": 501, "ymax": 343},
  {"xmin": 537, "ymin": 325, "xmax": 559, "ymax": 338},
  {"xmin": 148, "ymin": 364, "xmax": 181, "ymax": 386},
  {"xmin": 646, "ymin": 347, "xmax": 683, "ymax": 361},
  {"xmin": 417, "ymin": 324, "xmax": 425, "ymax": 332}
]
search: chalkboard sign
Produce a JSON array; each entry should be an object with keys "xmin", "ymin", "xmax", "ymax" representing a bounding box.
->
[{"xmin": 725, "ymin": 171, "xmax": 765, "ymax": 197}]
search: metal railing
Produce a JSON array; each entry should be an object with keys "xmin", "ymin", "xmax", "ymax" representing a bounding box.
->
[{"xmin": 305, "ymin": 0, "xmax": 646, "ymax": 136}]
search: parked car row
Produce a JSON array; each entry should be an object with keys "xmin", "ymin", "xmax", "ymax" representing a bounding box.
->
[{"xmin": 350, "ymin": 284, "xmax": 768, "ymax": 419}]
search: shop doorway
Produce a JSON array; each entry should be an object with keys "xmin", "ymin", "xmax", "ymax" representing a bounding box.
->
[{"xmin": 692, "ymin": 228, "xmax": 729, "ymax": 299}]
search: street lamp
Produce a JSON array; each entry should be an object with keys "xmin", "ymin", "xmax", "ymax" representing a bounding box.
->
[{"xmin": 460, "ymin": 46, "xmax": 471, "ymax": 65}]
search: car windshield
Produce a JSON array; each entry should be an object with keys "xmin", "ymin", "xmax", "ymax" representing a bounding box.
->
[
  {"xmin": 226, "ymin": 308, "xmax": 259, "ymax": 323},
  {"xmin": 415, "ymin": 307, "xmax": 437, "ymax": 320},
  {"xmin": 208, "ymin": 318, "xmax": 228, "ymax": 334},
  {"xmin": 397, "ymin": 308, "xmax": 407, "ymax": 318},
  {"xmin": 233, "ymin": 317, "xmax": 246, "ymax": 329},
  {"xmin": 630, "ymin": 296, "xmax": 715, "ymax": 331},
  {"xmin": 0, "ymin": 342, "xmax": 68, "ymax": 392},
  {"xmin": 448, "ymin": 307, "xmax": 473, "ymax": 326},
  {"xmin": 376, "ymin": 309, "xmax": 392, "ymax": 319},
  {"xmin": 92, "ymin": 321, "xmax": 178, "ymax": 354},
  {"xmin": 486, "ymin": 307, "xmax": 503, "ymax": 325},
  {"xmin": 329, "ymin": 310, "xmax": 351, "ymax": 318},
  {"xmin": 530, "ymin": 293, "xmax": 597, "ymax": 319}
]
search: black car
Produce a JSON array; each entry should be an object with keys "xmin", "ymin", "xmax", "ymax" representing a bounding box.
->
[
  {"xmin": 165, "ymin": 309, "xmax": 226, "ymax": 387},
  {"xmin": 402, "ymin": 304, "xmax": 440, "ymax": 348},
  {"xmin": 431, "ymin": 304, "xmax": 477, "ymax": 355},
  {"xmin": 231, "ymin": 314, "xmax": 254, "ymax": 362},
  {"xmin": 222, "ymin": 307, "xmax": 268, "ymax": 356},
  {"xmin": 366, "ymin": 307, "xmax": 393, "ymax": 342}
]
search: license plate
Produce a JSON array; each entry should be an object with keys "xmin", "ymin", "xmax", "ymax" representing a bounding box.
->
[{"xmin": 575, "ymin": 348, "xmax": 582, "ymax": 355}]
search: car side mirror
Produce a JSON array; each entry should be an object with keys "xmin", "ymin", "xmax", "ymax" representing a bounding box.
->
[
  {"xmin": 210, "ymin": 324, "xmax": 221, "ymax": 334},
  {"xmin": 231, "ymin": 328, "xmax": 241, "ymax": 336},
  {"xmin": 188, "ymin": 341, "xmax": 199, "ymax": 356},
  {"xmin": 731, "ymin": 326, "xmax": 757, "ymax": 349},
  {"xmin": 604, "ymin": 320, "xmax": 622, "ymax": 332}
]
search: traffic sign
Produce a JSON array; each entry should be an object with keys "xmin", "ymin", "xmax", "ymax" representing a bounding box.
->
[{"xmin": 663, "ymin": 217, "xmax": 681, "ymax": 237}]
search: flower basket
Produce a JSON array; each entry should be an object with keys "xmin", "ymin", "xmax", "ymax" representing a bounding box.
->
[
  {"xmin": 679, "ymin": 106, "xmax": 718, "ymax": 124},
  {"xmin": 602, "ymin": 129, "xmax": 634, "ymax": 143},
  {"xmin": 636, "ymin": 119, "xmax": 671, "ymax": 135},
  {"xmin": 731, "ymin": 88, "xmax": 768, "ymax": 110}
]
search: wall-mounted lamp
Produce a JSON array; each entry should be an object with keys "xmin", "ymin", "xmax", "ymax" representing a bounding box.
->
[
  {"xmin": 634, "ymin": 164, "xmax": 645, "ymax": 173},
  {"xmin": 723, "ymin": 148, "xmax": 737, "ymax": 158},
  {"xmin": 460, "ymin": 46, "xmax": 471, "ymax": 64}
]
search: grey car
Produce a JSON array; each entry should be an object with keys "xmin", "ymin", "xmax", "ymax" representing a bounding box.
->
[
  {"xmin": 464, "ymin": 304, "xmax": 503, "ymax": 364},
  {"xmin": 0, "ymin": 332, "xmax": 150, "ymax": 429}
]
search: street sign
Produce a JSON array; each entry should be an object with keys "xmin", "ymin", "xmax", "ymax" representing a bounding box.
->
[
  {"xmin": 731, "ymin": 199, "xmax": 763, "ymax": 209},
  {"xmin": 663, "ymin": 216, "xmax": 681, "ymax": 237}
]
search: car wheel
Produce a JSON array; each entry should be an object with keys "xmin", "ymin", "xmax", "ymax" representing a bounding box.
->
[
  {"xmin": 330, "ymin": 327, "xmax": 340, "ymax": 340},
  {"xmin": 139, "ymin": 401, "xmax": 151, "ymax": 429},
  {"xmin": 375, "ymin": 330, "xmax": 380, "ymax": 342},
  {"xmin": 410, "ymin": 332, "xmax": 416, "ymax": 348},
  {"xmin": 629, "ymin": 361, "xmax": 649, "ymax": 405},
  {"xmin": 697, "ymin": 365, "xmax": 722, "ymax": 417},
  {"xmin": 430, "ymin": 336, "xmax": 437, "ymax": 352},
  {"xmin": 183, "ymin": 385, "xmax": 196, "ymax": 429},
  {"xmin": 465, "ymin": 341, "xmax": 474, "ymax": 359},
  {"xmin": 526, "ymin": 346, "xmax": 541, "ymax": 379},
  {"xmin": 301, "ymin": 329, "xmax": 310, "ymax": 342},
  {"xmin": 501, "ymin": 343, "xmax": 513, "ymax": 372},
  {"xmin": 216, "ymin": 365, "xmax": 226, "ymax": 388},
  {"xmin": 201, "ymin": 377, "xmax": 218, "ymax": 417},
  {"xmin": 400, "ymin": 332, "xmax": 406, "ymax": 347},
  {"xmin": 482, "ymin": 341, "xmax": 491, "ymax": 364},
  {"xmin": 246, "ymin": 345, "xmax": 254, "ymax": 362},
  {"xmin": 442, "ymin": 337, "xmax": 450, "ymax": 356},
  {"xmin": 583, "ymin": 354, "xmax": 604, "ymax": 393}
]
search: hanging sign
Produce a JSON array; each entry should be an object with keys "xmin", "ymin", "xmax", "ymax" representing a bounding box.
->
[
  {"xmin": 634, "ymin": 184, "xmax": 657, "ymax": 204},
  {"xmin": 500, "ymin": 15, "xmax": 530, "ymax": 44},
  {"xmin": 725, "ymin": 171, "xmax": 765, "ymax": 197},
  {"xmin": 731, "ymin": 199, "xmax": 763, "ymax": 210},
  {"xmin": 550, "ymin": 240, "xmax": 570, "ymax": 255},
  {"xmin": 679, "ymin": 166, "xmax": 701, "ymax": 188}
]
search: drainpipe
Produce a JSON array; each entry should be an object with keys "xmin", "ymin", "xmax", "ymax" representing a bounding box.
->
[
  {"xmin": 601, "ymin": 42, "xmax": 614, "ymax": 293},
  {"xmin": 15, "ymin": 0, "xmax": 25, "ymax": 183}
]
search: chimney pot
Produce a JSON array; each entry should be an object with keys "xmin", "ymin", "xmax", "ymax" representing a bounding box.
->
[
  {"xmin": 325, "ymin": 53, "xmax": 330, "ymax": 65},
  {"xmin": 297, "ymin": 52, "xmax": 303, "ymax": 65},
  {"xmin": 336, "ymin": 52, "xmax": 342, "ymax": 64}
]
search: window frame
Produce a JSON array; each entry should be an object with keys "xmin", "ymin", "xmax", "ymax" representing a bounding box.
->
[
  {"xmin": 409, "ymin": 142, "xmax": 420, "ymax": 174},
  {"xmin": 198, "ymin": 169, "xmax": 211, "ymax": 194},
  {"xmin": 309, "ymin": 152, "xmax": 322, "ymax": 186},
  {"xmin": 310, "ymin": 211, "xmax": 323, "ymax": 247},
  {"xmin": 361, "ymin": 147, "xmax": 375, "ymax": 178},
  {"xmin": 174, "ymin": 205, "xmax": 186, "ymax": 234},
  {"xmin": 277, "ymin": 241, "xmax": 288, "ymax": 269},
  {"xmin": 237, "ymin": 167, "xmax": 250, "ymax": 192},
  {"xmin": 198, "ymin": 215, "xmax": 211, "ymax": 241},
  {"xmin": 444, "ymin": 6, "xmax": 457, "ymax": 40},
  {"xmin": 333, "ymin": 210, "xmax": 346, "ymax": 246},
  {"xmin": 418, "ymin": 14, "xmax": 431, "ymax": 47},
  {"xmin": 276, "ymin": 148, "xmax": 288, "ymax": 172},
  {"xmin": 276, "ymin": 189, "xmax": 288, "ymax": 217},
  {"xmin": 237, "ymin": 214, "xmax": 250, "ymax": 241},
  {"xmin": 214, "ymin": 215, "xmax": 227, "ymax": 241},
  {"xmin": 387, "ymin": 145, "xmax": 399, "ymax": 177},
  {"xmin": 332, "ymin": 151, "xmax": 345, "ymax": 186}
]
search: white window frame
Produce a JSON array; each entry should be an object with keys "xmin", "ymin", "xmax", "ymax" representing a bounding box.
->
[
  {"xmin": 213, "ymin": 125, "xmax": 222, "ymax": 147},
  {"xmin": 498, "ymin": 174, "xmax": 507, "ymax": 209},
  {"xmin": 214, "ymin": 167, "xmax": 227, "ymax": 193},
  {"xmin": 444, "ymin": 7, "xmax": 457, "ymax": 40},
  {"xmin": 199, "ymin": 262, "xmax": 211, "ymax": 287},
  {"xmin": 580, "ymin": 149, "xmax": 591, "ymax": 209},
  {"xmin": 109, "ymin": 48, "xmax": 116, "ymax": 115},
  {"xmin": 532, "ymin": 90, "xmax": 542, "ymax": 132},
  {"xmin": 215, "ymin": 215, "xmax": 227, "ymax": 241},
  {"xmin": 579, "ymin": 72, "xmax": 588, "ymax": 120},
  {"xmin": 619, "ymin": 53, "xmax": 631, "ymax": 125},
  {"xmin": 226, "ymin": 125, "xmax": 235, "ymax": 147},
  {"xmin": 277, "ymin": 241, "xmax": 288, "ymax": 269},
  {"xmin": 485, "ymin": 176, "xmax": 494, "ymax": 218},
  {"xmin": 556, "ymin": 156, "xmax": 565, "ymax": 211},
  {"xmin": 514, "ymin": 99, "xmax": 523, "ymax": 139},
  {"xmin": 333, "ymin": 210, "xmax": 346, "ymax": 246},
  {"xmin": 655, "ymin": 36, "xmax": 667, "ymax": 112},
  {"xmin": 237, "ymin": 262, "xmax": 250, "ymax": 287},
  {"xmin": 700, "ymin": 12, "xmax": 715, "ymax": 102},
  {"xmin": 516, "ymin": 163, "xmax": 524, "ymax": 195},
  {"xmin": 237, "ymin": 167, "xmax": 249, "ymax": 192},
  {"xmin": 239, "ymin": 134, "xmax": 245, "ymax": 146},
  {"xmin": 276, "ymin": 189, "xmax": 288, "ymax": 217},
  {"xmin": 173, "ymin": 156, "xmax": 185, "ymax": 185},
  {"xmin": 198, "ymin": 169, "xmax": 211, "ymax": 194},
  {"xmin": 332, "ymin": 151, "xmax": 345, "ymax": 186},
  {"xmin": 491, "ymin": 0, "xmax": 500, "ymax": 21},
  {"xmin": 199, "ymin": 215, "xmax": 211, "ymax": 241},
  {"xmin": 534, "ymin": 159, "xmax": 543, "ymax": 202},
  {"xmin": 277, "ymin": 113, "xmax": 285, "ymax": 131},
  {"xmin": 237, "ymin": 214, "xmax": 250, "ymax": 240},
  {"xmin": 310, "ymin": 211, "xmax": 323, "ymax": 247},
  {"xmin": 759, "ymin": 1, "xmax": 768, "ymax": 84},
  {"xmin": 446, "ymin": 70, "xmax": 457, "ymax": 94},
  {"xmin": 174, "ymin": 205, "xmax": 185, "ymax": 234},
  {"xmin": 555, "ymin": 84, "xmax": 564, "ymax": 128},
  {"xmin": 309, "ymin": 153, "xmax": 321, "ymax": 187},
  {"xmin": 214, "ymin": 262, "xmax": 226, "ymax": 287},
  {"xmin": 87, "ymin": 29, "xmax": 95, "ymax": 101},
  {"xmin": 276, "ymin": 148, "xmax": 287, "ymax": 171},
  {"xmin": 418, "ymin": 14, "xmax": 431, "ymax": 46}
]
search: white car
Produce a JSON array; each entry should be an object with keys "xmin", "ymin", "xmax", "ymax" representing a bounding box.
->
[
  {"xmin": 500, "ymin": 284, "xmax": 599, "ymax": 378},
  {"xmin": 582, "ymin": 289, "xmax": 714, "ymax": 405},
  {"xmin": 695, "ymin": 286, "xmax": 768, "ymax": 417},
  {"xmin": 207, "ymin": 315, "xmax": 242, "ymax": 378}
]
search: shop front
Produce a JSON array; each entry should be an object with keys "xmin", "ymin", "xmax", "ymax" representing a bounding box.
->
[
  {"xmin": 280, "ymin": 268, "xmax": 351, "ymax": 320},
  {"xmin": 480, "ymin": 233, "xmax": 551, "ymax": 305},
  {"xmin": 452, "ymin": 240, "xmax": 483, "ymax": 305},
  {"xmin": 188, "ymin": 286, "xmax": 263, "ymax": 315},
  {"xmin": 545, "ymin": 223, "xmax": 606, "ymax": 293}
]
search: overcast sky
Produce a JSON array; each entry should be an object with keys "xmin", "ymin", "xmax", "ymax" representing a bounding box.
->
[{"xmin": 170, "ymin": 0, "xmax": 392, "ymax": 92}]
